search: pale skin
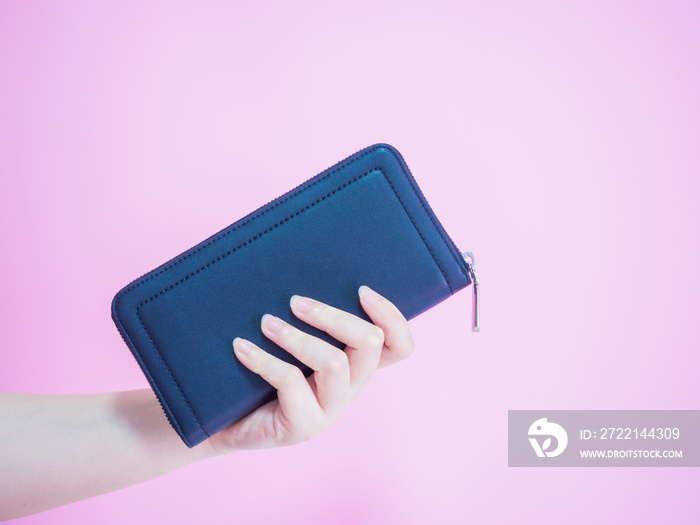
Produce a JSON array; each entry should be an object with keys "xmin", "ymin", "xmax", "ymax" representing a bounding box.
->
[{"xmin": 0, "ymin": 286, "xmax": 414, "ymax": 521}]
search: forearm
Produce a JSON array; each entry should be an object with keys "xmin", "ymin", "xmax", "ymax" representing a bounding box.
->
[{"xmin": 0, "ymin": 390, "xmax": 216, "ymax": 520}]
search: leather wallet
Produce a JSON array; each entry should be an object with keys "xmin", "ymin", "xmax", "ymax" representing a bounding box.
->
[{"xmin": 112, "ymin": 143, "xmax": 476, "ymax": 447}]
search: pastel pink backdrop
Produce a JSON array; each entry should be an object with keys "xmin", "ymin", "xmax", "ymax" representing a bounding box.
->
[{"xmin": 1, "ymin": 1, "xmax": 698, "ymax": 523}]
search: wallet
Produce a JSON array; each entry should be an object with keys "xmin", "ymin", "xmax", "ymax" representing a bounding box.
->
[{"xmin": 112, "ymin": 143, "xmax": 478, "ymax": 447}]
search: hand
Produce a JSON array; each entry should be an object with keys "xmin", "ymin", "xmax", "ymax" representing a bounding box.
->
[
  {"xmin": 0, "ymin": 286, "xmax": 412, "ymax": 518},
  {"xmin": 206, "ymin": 286, "xmax": 414, "ymax": 455}
]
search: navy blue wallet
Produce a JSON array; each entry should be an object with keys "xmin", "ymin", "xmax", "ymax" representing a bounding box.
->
[{"xmin": 112, "ymin": 144, "xmax": 476, "ymax": 447}]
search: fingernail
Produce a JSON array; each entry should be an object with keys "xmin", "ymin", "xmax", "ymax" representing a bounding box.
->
[
  {"xmin": 359, "ymin": 285, "xmax": 383, "ymax": 306},
  {"xmin": 290, "ymin": 295, "xmax": 314, "ymax": 313},
  {"xmin": 233, "ymin": 337, "xmax": 257, "ymax": 358},
  {"xmin": 262, "ymin": 314, "xmax": 284, "ymax": 333}
]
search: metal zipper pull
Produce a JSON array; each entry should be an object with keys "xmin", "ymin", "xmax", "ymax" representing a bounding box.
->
[{"xmin": 461, "ymin": 252, "xmax": 480, "ymax": 332}]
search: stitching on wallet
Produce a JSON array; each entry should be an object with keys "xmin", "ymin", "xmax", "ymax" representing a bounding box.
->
[
  {"xmin": 138, "ymin": 170, "xmax": 373, "ymax": 305},
  {"xmin": 116, "ymin": 146, "xmax": 383, "ymax": 299},
  {"xmin": 384, "ymin": 148, "xmax": 469, "ymax": 283},
  {"xmin": 135, "ymin": 310, "xmax": 208, "ymax": 438},
  {"xmin": 378, "ymin": 173, "xmax": 454, "ymax": 294},
  {"xmin": 138, "ymin": 169, "xmax": 452, "ymax": 306}
]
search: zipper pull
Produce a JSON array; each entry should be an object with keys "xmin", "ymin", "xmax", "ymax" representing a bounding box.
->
[{"xmin": 461, "ymin": 252, "xmax": 480, "ymax": 332}]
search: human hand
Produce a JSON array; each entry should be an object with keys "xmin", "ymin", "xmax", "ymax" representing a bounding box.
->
[
  {"xmin": 206, "ymin": 286, "xmax": 414, "ymax": 455},
  {"xmin": 0, "ymin": 286, "xmax": 412, "ymax": 518}
]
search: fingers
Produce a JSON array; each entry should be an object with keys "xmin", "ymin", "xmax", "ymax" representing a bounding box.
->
[
  {"xmin": 290, "ymin": 294, "xmax": 385, "ymax": 398},
  {"xmin": 260, "ymin": 314, "xmax": 350, "ymax": 418},
  {"xmin": 231, "ymin": 288, "xmax": 414, "ymax": 447},
  {"xmin": 232, "ymin": 337, "xmax": 319, "ymax": 426},
  {"xmin": 358, "ymin": 286, "xmax": 414, "ymax": 368}
]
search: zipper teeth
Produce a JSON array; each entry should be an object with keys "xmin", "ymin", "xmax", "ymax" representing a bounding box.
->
[
  {"xmin": 219, "ymin": 145, "xmax": 381, "ymax": 240},
  {"xmin": 256, "ymin": 146, "xmax": 374, "ymax": 214},
  {"xmin": 121, "ymin": 268, "xmax": 157, "ymax": 291},
  {"xmin": 395, "ymin": 152, "xmax": 470, "ymax": 277}
]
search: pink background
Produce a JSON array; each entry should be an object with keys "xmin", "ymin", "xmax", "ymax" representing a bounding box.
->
[{"xmin": 2, "ymin": 1, "xmax": 699, "ymax": 523}]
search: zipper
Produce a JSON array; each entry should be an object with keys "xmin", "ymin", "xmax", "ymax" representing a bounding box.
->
[{"xmin": 461, "ymin": 251, "xmax": 480, "ymax": 332}]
